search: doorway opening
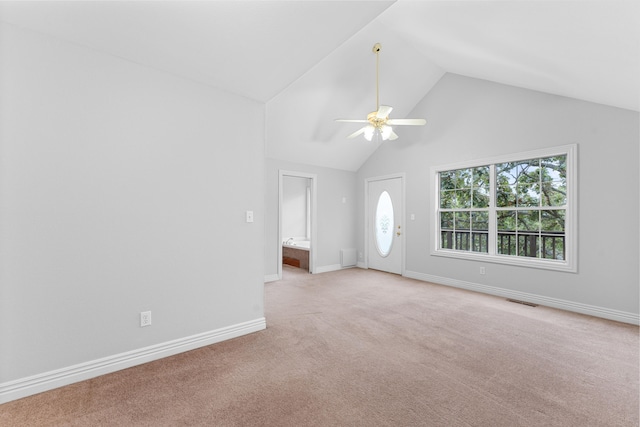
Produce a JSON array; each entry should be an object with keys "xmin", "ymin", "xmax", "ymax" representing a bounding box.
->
[{"xmin": 278, "ymin": 170, "xmax": 317, "ymax": 279}]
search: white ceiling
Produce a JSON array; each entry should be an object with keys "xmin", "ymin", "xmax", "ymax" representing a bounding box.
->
[{"xmin": 1, "ymin": 0, "xmax": 638, "ymax": 171}]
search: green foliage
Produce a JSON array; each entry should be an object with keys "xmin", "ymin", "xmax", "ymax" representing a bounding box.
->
[
  {"xmin": 440, "ymin": 166, "xmax": 490, "ymax": 209},
  {"xmin": 496, "ymin": 156, "xmax": 566, "ymax": 208}
]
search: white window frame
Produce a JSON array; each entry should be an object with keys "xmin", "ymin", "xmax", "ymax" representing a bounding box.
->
[{"xmin": 431, "ymin": 144, "xmax": 577, "ymax": 273}]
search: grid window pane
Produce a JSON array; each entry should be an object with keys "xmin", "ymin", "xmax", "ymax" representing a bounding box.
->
[
  {"xmin": 472, "ymin": 166, "xmax": 490, "ymax": 187},
  {"xmin": 517, "ymin": 183, "xmax": 540, "ymax": 207},
  {"xmin": 518, "ymin": 159, "xmax": 540, "ymax": 183},
  {"xmin": 440, "ymin": 212, "xmax": 454, "ymax": 230},
  {"xmin": 541, "ymin": 156, "xmax": 566, "ymax": 182},
  {"xmin": 517, "ymin": 210, "xmax": 540, "ymax": 233},
  {"xmin": 455, "ymin": 189, "xmax": 472, "ymax": 208},
  {"xmin": 440, "ymin": 171, "xmax": 456, "ymax": 190},
  {"xmin": 497, "ymin": 210, "xmax": 516, "ymax": 232},
  {"xmin": 543, "ymin": 235, "xmax": 565, "ymax": 260},
  {"xmin": 541, "ymin": 180, "xmax": 566, "ymax": 207},
  {"xmin": 498, "ymin": 232, "xmax": 516, "ymax": 255},
  {"xmin": 471, "ymin": 233, "xmax": 488, "ymax": 252},
  {"xmin": 456, "ymin": 169, "xmax": 473, "ymax": 189},
  {"xmin": 471, "ymin": 211, "xmax": 489, "ymax": 231},
  {"xmin": 440, "ymin": 190, "xmax": 455, "ymax": 209},
  {"xmin": 454, "ymin": 211, "xmax": 470, "ymax": 231},
  {"xmin": 496, "ymin": 162, "xmax": 519, "ymax": 185},
  {"xmin": 497, "ymin": 183, "xmax": 516, "ymax": 207},
  {"xmin": 454, "ymin": 231, "xmax": 470, "ymax": 251},
  {"xmin": 541, "ymin": 210, "xmax": 565, "ymax": 233},
  {"xmin": 440, "ymin": 212, "xmax": 453, "ymax": 250},
  {"xmin": 471, "ymin": 211, "xmax": 489, "ymax": 253},
  {"xmin": 441, "ymin": 231, "xmax": 453, "ymax": 250},
  {"xmin": 473, "ymin": 187, "xmax": 490, "ymax": 208},
  {"xmin": 518, "ymin": 234, "xmax": 539, "ymax": 258}
]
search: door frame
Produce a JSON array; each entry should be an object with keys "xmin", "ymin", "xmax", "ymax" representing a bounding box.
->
[
  {"xmin": 278, "ymin": 170, "xmax": 317, "ymax": 279},
  {"xmin": 364, "ymin": 173, "xmax": 406, "ymax": 275}
]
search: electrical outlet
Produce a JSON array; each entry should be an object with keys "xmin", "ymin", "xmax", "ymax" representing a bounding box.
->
[
  {"xmin": 480, "ymin": 267, "xmax": 486, "ymax": 275},
  {"xmin": 140, "ymin": 311, "xmax": 152, "ymax": 327}
]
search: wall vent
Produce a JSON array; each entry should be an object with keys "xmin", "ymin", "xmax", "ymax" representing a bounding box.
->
[
  {"xmin": 340, "ymin": 248, "xmax": 357, "ymax": 267},
  {"xmin": 507, "ymin": 298, "xmax": 538, "ymax": 307}
]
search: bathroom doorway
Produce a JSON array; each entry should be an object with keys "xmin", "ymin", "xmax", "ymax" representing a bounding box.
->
[{"xmin": 278, "ymin": 170, "xmax": 317, "ymax": 279}]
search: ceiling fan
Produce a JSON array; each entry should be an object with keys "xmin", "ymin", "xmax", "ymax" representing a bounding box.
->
[{"xmin": 336, "ymin": 43, "xmax": 426, "ymax": 141}]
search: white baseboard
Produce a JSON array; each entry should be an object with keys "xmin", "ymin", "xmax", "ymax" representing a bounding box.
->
[
  {"xmin": 0, "ymin": 317, "xmax": 266, "ymax": 404},
  {"xmin": 356, "ymin": 262, "xmax": 367, "ymax": 269},
  {"xmin": 314, "ymin": 264, "xmax": 353, "ymax": 274},
  {"xmin": 264, "ymin": 274, "xmax": 280, "ymax": 283},
  {"xmin": 404, "ymin": 270, "xmax": 639, "ymax": 325}
]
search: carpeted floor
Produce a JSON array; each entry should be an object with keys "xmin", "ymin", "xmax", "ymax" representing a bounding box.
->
[{"xmin": 1, "ymin": 266, "xmax": 638, "ymax": 426}]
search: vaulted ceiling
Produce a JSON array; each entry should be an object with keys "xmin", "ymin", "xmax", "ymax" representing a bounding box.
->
[{"xmin": 1, "ymin": 1, "xmax": 638, "ymax": 171}]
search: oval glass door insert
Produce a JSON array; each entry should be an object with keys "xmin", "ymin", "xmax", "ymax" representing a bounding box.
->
[{"xmin": 375, "ymin": 190, "xmax": 394, "ymax": 257}]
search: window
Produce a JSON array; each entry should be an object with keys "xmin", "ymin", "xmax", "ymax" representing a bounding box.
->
[
  {"xmin": 375, "ymin": 191, "xmax": 394, "ymax": 257},
  {"xmin": 433, "ymin": 145, "xmax": 577, "ymax": 272},
  {"xmin": 439, "ymin": 166, "xmax": 490, "ymax": 253}
]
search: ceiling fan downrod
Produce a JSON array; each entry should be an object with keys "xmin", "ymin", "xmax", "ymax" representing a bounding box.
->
[{"xmin": 373, "ymin": 43, "xmax": 381, "ymax": 112}]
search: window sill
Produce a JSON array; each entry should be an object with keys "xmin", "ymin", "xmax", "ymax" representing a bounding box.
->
[{"xmin": 431, "ymin": 249, "xmax": 577, "ymax": 273}]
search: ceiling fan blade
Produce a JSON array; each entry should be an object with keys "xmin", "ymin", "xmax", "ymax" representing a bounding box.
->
[
  {"xmin": 336, "ymin": 119, "xmax": 369, "ymax": 123},
  {"xmin": 388, "ymin": 129, "xmax": 399, "ymax": 140},
  {"xmin": 386, "ymin": 118, "xmax": 426, "ymax": 126},
  {"xmin": 376, "ymin": 105, "xmax": 393, "ymax": 119},
  {"xmin": 347, "ymin": 126, "xmax": 368, "ymax": 139}
]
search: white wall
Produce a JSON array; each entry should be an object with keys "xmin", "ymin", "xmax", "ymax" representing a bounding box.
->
[
  {"xmin": 265, "ymin": 158, "xmax": 357, "ymax": 278},
  {"xmin": 357, "ymin": 73, "xmax": 639, "ymax": 323},
  {"xmin": 0, "ymin": 23, "xmax": 265, "ymax": 397},
  {"xmin": 282, "ymin": 176, "xmax": 310, "ymax": 240}
]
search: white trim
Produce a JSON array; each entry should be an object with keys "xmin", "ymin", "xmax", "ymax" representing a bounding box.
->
[
  {"xmin": 264, "ymin": 274, "xmax": 280, "ymax": 283},
  {"xmin": 404, "ymin": 270, "xmax": 638, "ymax": 325},
  {"xmin": 356, "ymin": 262, "xmax": 367, "ymax": 269},
  {"xmin": 0, "ymin": 318, "xmax": 266, "ymax": 404},
  {"xmin": 430, "ymin": 144, "xmax": 577, "ymax": 273},
  {"xmin": 278, "ymin": 170, "xmax": 318, "ymax": 277},
  {"xmin": 314, "ymin": 264, "xmax": 352, "ymax": 274}
]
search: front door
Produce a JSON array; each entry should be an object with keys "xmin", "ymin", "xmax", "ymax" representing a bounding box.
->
[{"xmin": 367, "ymin": 176, "xmax": 403, "ymax": 274}]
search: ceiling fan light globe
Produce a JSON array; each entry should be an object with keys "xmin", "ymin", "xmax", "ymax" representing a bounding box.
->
[
  {"xmin": 364, "ymin": 126, "xmax": 375, "ymax": 141},
  {"xmin": 381, "ymin": 125, "xmax": 392, "ymax": 140}
]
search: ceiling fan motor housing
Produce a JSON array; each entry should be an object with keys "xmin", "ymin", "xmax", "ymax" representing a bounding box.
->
[{"xmin": 367, "ymin": 111, "xmax": 387, "ymax": 128}]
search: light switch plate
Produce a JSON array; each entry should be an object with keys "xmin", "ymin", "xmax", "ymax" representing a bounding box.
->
[{"xmin": 246, "ymin": 211, "xmax": 254, "ymax": 223}]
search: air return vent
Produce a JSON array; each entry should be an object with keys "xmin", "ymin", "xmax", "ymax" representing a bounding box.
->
[
  {"xmin": 507, "ymin": 298, "xmax": 538, "ymax": 307},
  {"xmin": 340, "ymin": 248, "xmax": 357, "ymax": 267}
]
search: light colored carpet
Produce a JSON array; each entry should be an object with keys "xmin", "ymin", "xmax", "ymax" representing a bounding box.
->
[{"xmin": 1, "ymin": 266, "xmax": 638, "ymax": 426}]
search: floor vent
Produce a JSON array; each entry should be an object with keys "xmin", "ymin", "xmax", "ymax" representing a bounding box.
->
[{"xmin": 507, "ymin": 298, "xmax": 538, "ymax": 307}]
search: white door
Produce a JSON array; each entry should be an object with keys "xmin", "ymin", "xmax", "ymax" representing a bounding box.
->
[{"xmin": 368, "ymin": 177, "xmax": 403, "ymax": 274}]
